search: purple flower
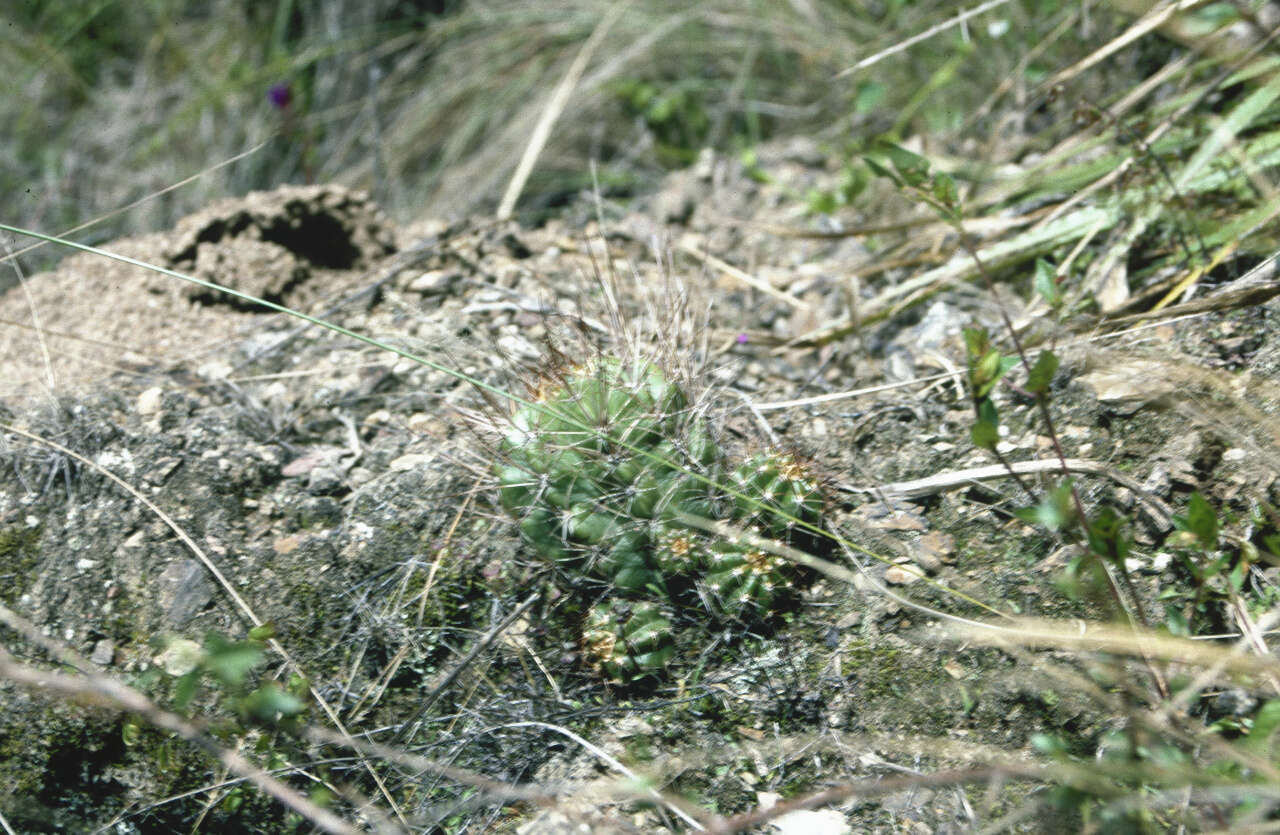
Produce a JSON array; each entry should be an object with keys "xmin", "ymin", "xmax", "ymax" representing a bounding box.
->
[
  {"xmin": 736, "ymin": 333, "xmax": 749, "ymax": 345},
  {"xmin": 268, "ymin": 83, "xmax": 292, "ymax": 110}
]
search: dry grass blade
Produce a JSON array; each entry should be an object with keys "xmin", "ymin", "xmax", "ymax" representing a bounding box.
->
[
  {"xmin": 497, "ymin": 3, "xmax": 628, "ymax": 219},
  {"xmin": 948, "ymin": 617, "xmax": 1280, "ymax": 681}
]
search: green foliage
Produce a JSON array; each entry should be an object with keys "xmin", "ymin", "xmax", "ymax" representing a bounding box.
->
[
  {"xmin": 864, "ymin": 139, "xmax": 963, "ymax": 223},
  {"xmin": 497, "ymin": 356, "xmax": 823, "ymax": 682},
  {"xmin": 1160, "ymin": 491, "xmax": 1264, "ymax": 636},
  {"xmin": 1033, "ymin": 258, "xmax": 1065, "ymax": 309},
  {"xmin": 1015, "ymin": 480, "xmax": 1076, "ymax": 532},
  {"xmin": 612, "ymin": 79, "xmax": 713, "ymax": 166},
  {"xmin": 153, "ymin": 628, "xmax": 307, "ymax": 730},
  {"xmin": 805, "ymin": 161, "xmax": 869, "ymax": 215},
  {"xmin": 961, "ymin": 326, "xmax": 1018, "ymax": 452}
]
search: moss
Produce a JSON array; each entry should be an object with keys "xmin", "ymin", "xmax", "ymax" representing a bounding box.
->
[{"xmin": 0, "ymin": 523, "xmax": 42, "ymax": 604}]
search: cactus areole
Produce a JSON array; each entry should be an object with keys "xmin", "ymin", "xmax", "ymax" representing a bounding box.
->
[{"xmin": 497, "ymin": 356, "xmax": 823, "ymax": 682}]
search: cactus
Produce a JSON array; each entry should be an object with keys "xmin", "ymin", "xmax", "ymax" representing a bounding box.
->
[
  {"xmin": 581, "ymin": 600, "xmax": 675, "ymax": 682},
  {"xmin": 496, "ymin": 355, "xmax": 824, "ymax": 682}
]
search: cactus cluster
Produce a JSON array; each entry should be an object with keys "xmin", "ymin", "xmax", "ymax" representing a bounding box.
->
[{"xmin": 497, "ymin": 356, "xmax": 823, "ymax": 682}]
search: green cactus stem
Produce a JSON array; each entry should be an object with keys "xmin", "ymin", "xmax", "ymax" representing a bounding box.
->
[
  {"xmin": 499, "ymin": 357, "xmax": 722, "ymax": 585},
  {"xmin": 495, "ymin": 354, "xmax": 826, "ymax": 682},
  {"xmin": 730, "ymin": 452, "xmax": 823, "ymax": 538},
  {"xmin": 702, "ymin": 536, "xmax": 789, "ymax": 619},
  {"xmin": 581, "ymin": 600, "xmax": 675, "ymax": 681}
]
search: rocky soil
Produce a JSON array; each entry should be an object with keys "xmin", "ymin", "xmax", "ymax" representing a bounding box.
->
[{"xmin": 3, "ymin": 145, "xmax": 1280, "ymax": 832}]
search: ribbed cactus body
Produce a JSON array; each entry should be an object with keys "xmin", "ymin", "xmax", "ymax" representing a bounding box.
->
[
  {"xmin": 703, "ymin": 538, "xmax": 788, "ymax": 618},
  {"xmin": 731, "ymin": 453, "xmax": 823, "ymax": 536},
  {"xmin": 496, "ymin": 356, "xmax": 824, "ymax": 682},
  {"xmin": 582, "ymin": 600, "xmax": 676, "ymax": 682}
]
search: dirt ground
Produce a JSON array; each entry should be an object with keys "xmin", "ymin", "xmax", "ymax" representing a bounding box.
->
[{"xmin": 3, "ymin": 144, "xmax": 1280, "ymax": 832}]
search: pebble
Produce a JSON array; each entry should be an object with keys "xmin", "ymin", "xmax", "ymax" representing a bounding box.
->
[
  {"xmin": 884, "ymin": 564, "xmax": 922, "ymax": 585},
  {"xmin": 90, "ymin": 639, "xmax": 115, "ymax": 666},
  {"xmin": 408, "ymin": 269, "xmax": 459, "ymax": 295},
  {"xmin": 136, "ymin": 387, "xmax": 164, "ymax": 416}
]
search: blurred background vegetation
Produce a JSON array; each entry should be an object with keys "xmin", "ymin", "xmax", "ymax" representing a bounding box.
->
[{"xmin": 3, "ymin": 0, "xmax": 1166, "ymax": 268}]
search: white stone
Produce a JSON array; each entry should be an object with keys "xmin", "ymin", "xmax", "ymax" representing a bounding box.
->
[{"xmin": 136, "ymin": 386, "xmax": 164, "ymax": 416}]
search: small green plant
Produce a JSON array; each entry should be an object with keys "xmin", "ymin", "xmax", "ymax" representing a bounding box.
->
[
  {"xmin": 496, "ymin": 355, "xmax": 823, "ymax": 681},
  {"xmin": 142, "ymin": 625, "xmax": 308, "ymax": 731}
]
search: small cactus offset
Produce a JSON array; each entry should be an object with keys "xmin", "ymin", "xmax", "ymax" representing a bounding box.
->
[
  {"xmin": 730, "ymin": 453, "xmax": 824, "ymax": 539},
  {"xmin": 496, "ymin": 355, "xmax": 824, "ymax": 682},
  {"xmin": 581, "ymin": 600, "xmax": 676, "ymax": 682}
]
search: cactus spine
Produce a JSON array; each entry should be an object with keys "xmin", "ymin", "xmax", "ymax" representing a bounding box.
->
[{"xmin": 497, "ymin": 356, "xmax": 822, "ymax": 682}]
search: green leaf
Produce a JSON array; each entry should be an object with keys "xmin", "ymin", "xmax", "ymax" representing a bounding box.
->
[
  {"xmin": 1164, "ymin": 607, "xmax": 1190, "ymax": 637},
  {"xmin": 173, "ymin": 669, "xmax": 200, "ymax": 711},
  {"xmin": 853, "ymin": 80, "xmax": 885, "ymax": 113},
  {"xmin": 1025, "ymin": 350, "xmax": 1059, "ymax": 394},
  {"xmin": 1229, "ymin": 558, "xmax": 1246, "ymax": 592},
  {"xmin": 247, "ymin": 623, "xmax": 276, "ymax": 642},
  {"xmin": 931, "ymin": 171, "xmax": 958, "ymax": 207},
  {"xmin": 1186, "ymin": 492, "xmax": 1219, "ymax": 549},
  {"xmin": 1034, "ymin": 258, "xmax": 1063, "ymax": 307},
  {"xmin": 975, "ymin": 349, "xmax": 1002, "ymax": 386},
  {"xmin": 1244, "ymin": 700, "xmax": 1280, "ymax": 752},
  {"xmin": 962, "ymin": 326, "xmax": 988, "ymax": 358},
  {"xmin": 862, "ymin": 155, "xmax": 901, "ymax": 186},
  {"xmin": 203, "ymin": 633, "xmax": 263, "ymax": 687},
  {"xmin": 974, "ymin": 353, "xmax": 1017, "ymax": 398},
  {"xmin": 881, "ymin": 141, "xmax": 930, "ymax": 186},
  {"xmin": 971, "ymin": 414, "xmax": 999, "ymax": 450},
  {"xmin": 1014, "ymin": 480, "xmax": 1075, "ymax": 531},
  {"xmin": 1031, "ymin": 733, "xmax": 1067, "ymax": 757},
  {"xmin": 1087, "ymin": 507, "xmax": 1129, "ymax": 565},
  {"xmin": 121, "ymin": 718, "xmax": 141, "ymax": 746},
  {"xmin": 241, "ymin": 683, "xmax": 306, "ymax": 723}
]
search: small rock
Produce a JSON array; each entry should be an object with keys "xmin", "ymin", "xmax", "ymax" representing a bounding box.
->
[
  {"xmin": 159, "ymin": 559, "xmax": 214, "ymax": 627},
  {"xmin": 917, "ymin": 530, "xmax": 956, "ymax": 565},
  {"xmin": 390, "ymin": 453, "xmax": 431, "ymax": 472},
  {"xmin": 90, "ymin": 639, "xmax": 115, "ymax": 667},
  {"xmin": 1078, "ymin": 363, "xmax": 1177, "ymax": 414},
  {"xmin": 282, "ymin": 446, "xmax": 347, "ymax": 478},
  {"xmin": 497, "ymin": 333, "xmax": 539, "ymax": 361},
  {"xmin": 876, "ymin": 510, "xmax": 927, "ymax": 532},
  {"xmin": 884, "ymin": 564, "xmax": 922, "ymax": 585},
  {"xmin": 771, "ymin": 808, "xmax": 851, "ymax": 835},
  {"xmin": 836, "ymin": 611, "xmax": 862, "ymax": 629},
  {"xmin": 136, "ymin": 387, "xmax": 164, "ymax": 416},
  {"xmin": 408, "ymin": 269, "xmax": 459, "ymax": 295},
  {"xmin": 306, "ymin": 465, "xmax": 346, "ymax": 495}
]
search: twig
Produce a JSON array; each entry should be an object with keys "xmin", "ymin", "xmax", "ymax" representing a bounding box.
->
[
  {"xmin": 752, "ymin": 371, "xmax": 952, "ymax": 411},
  {"xmin": 392, "ymin": 591, "xmax": 540, "ymax": 745},
  {"xmin": 839, "ymin": 457, "xmax": 1174, "ymax": 529},
  {"xmin": 676, "ymin": 239, "xmax": 808, "ymax": 309}
]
